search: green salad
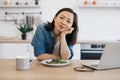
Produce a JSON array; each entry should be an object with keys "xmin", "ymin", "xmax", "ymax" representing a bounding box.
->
[{"xmin": 46, "ymin": 59, "xmax": 67, "ymax": 64}]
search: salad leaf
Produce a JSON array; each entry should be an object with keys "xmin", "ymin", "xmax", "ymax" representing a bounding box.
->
[{"xmin": 46, "ymin": 59, "xmax": 67, "ymax": 64}]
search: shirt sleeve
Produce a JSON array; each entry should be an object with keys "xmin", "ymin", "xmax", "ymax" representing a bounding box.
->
[
  {"xmin": 68, "ymin": 45, "xmax": 74, "ymax": 59},
  {"xmin": 31, "ymin": 24, "xmax": 46, "ymax": 56}
]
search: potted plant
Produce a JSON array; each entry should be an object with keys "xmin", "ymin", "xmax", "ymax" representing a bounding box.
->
[{"xmin": 18, "ymin": 24, "xmax": 33, "ymax": 40}]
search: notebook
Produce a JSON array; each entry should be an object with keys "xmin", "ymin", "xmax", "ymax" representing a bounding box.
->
[{"xmin": 81, "ymin": 41, "xmax": 120, "ymax": 70}]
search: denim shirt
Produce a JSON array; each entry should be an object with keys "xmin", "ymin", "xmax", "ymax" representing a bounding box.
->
[{"xmin": 31, "ymin": 23, "xmax": 74, "ymax": 59}]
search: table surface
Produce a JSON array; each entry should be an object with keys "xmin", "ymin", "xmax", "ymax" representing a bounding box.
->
[{"xmin": 0, "ymin": 59, "xmax": 120, "ymax": 80}]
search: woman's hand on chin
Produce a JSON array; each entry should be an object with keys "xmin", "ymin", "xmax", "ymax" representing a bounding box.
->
[{"xmin": 61, "ymin": 28, "xmax": 74, "ymax": 36}]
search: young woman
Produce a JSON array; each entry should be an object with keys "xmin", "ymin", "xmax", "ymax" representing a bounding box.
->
[{"xmin": 31, "ymin": 8, "xmax": 78, "ymax": 61}]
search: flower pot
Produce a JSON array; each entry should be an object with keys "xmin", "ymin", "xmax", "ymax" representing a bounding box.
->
[
  {"xmin": 21, "ymin": 34, "xmax": 27, "ymax": 40},
  {"xmin": 35, "ymin": 0, "xmax": 39, "ymax": 5}
]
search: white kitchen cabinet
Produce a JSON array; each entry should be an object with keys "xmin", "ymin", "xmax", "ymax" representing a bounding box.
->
[
  {"xmin": 72, "ymin": 43, "xmax": 81, "ymax": 60},
  {"xmin": 0, "ymin": 43, "xmax": 81, "ymax": 59},
  {"xmin": 0, "ymin": 43, "xmax": 34, "ymax": 59}
]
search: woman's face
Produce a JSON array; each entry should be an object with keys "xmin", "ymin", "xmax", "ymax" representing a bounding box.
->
[{"xmin": 54, "ymin": 11, "xmax": 74, "ymax": 34}]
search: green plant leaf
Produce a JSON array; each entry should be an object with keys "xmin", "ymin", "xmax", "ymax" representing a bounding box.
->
[{"xmin": 17, "ymin": 24, "xmax": 33, "ymax": 34}]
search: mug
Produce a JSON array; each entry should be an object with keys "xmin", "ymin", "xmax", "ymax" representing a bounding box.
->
[{"xmin": 16, "ymin": 56, "xmax": 33, "ymax": 71}]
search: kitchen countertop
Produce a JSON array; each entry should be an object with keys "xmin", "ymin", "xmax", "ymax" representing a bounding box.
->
[
  {"xmin": 0, "ymin": 39, "xmax": 119, "ymax": 44},
  {"xmin": 0, "ymin": 39, "xmax": 31, "ymax": 43},
  {"xmin": 77, "ymin": 40, "xmax": 118, "ymax": 44}
]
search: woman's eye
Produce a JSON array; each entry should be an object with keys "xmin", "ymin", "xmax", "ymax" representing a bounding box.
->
[
  {"xmin": 60, "ymin": 17, "xmax": 64, "ymax": 19},
  {"xmin": 67, "ymin": 21, "xmax": 71, "ymax": 23}
]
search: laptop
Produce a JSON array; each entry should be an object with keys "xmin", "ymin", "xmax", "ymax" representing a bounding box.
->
[{"xmin": 81, "ymin": 41, "xmax": 120, "ymax": 70}]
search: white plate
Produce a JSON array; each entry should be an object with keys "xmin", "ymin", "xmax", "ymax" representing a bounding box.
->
[{"xmin": 41, "ymin": 59, "xmax": 71, "ymax": 67}]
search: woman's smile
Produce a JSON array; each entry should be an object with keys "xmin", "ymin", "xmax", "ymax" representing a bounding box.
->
[{"xmin": 59, "ymin": 25, "xmax": 65, "ymax": 30}]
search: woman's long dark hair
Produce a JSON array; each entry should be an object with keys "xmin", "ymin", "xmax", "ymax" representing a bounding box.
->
[{"xmin": 45, "ymin": 8, "xmax": 79, "ymax": 45}]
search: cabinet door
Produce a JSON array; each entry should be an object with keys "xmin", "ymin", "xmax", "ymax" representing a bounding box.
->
[
  {"xmin": 0, "ymin": 43, "xmax": 34, "ymax": 59},
  {"xmin": 72, "ymin": 44, "xmax": 81, "ymax": 60}
]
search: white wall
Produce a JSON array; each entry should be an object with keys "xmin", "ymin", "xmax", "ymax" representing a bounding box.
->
[
  {"xmin": 78, "ymin": 8, "xmax": 120, "ymax": 40},
  {"xmin": 0, "ymin": 0, "xmax": 120, "ymax": 41},
  {"xmin": 40, "ymin": 0, "xmax": 78, "ymax": 22}
]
